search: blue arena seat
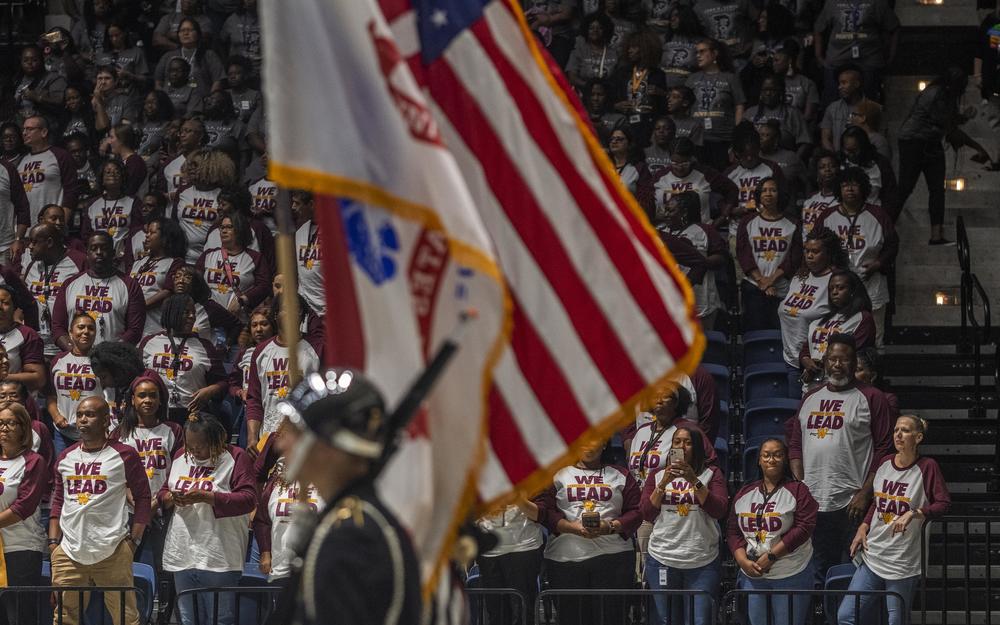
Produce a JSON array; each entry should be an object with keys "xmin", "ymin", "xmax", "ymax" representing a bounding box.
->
[
  {"xmin": 701, "ymin": 363, "xmax": 731, "ymax": 406},
  {"xmin": 703, "ymin": 331, "xmax": 730, "ymax": 366},
  {"xmin": 824, "ymin": 563, "xmax": 859, "ymax": 625},
  {"xmin": 743, "ymin": 398, "xmax": 800, "ymax": 440},
  {"xmin": 714, "ymin": 436, "xmax": 729, "ymax": 475},
  {"xmin": 743, "ymin": 363, "xmax": 790, "ymax": 403},
  {"xmin": 742, "ymin": 330, "xmax": 784, "ymax": 367},
  {"xmin": 716, "ymin": 400, "xmax": 730, "ymax": 442},
  {"xmin": 742, "ymin": 435, "xmax": 785, "ymax": 483}
]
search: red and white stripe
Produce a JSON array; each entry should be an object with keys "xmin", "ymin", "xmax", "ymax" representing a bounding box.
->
[{"xmin": 384, "ymin": 0, "xmax": 702, "ymax": 503}]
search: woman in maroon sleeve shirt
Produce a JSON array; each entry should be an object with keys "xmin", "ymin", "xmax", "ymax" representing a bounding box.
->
[
  {"xmin": 727, "ymin": 438, "xmax": 817, "ymax": 625},
  {"xmin": 533, "ymin": 440, "xmax": 641, "ymax": 625},
  {"xmin": 0, "ymin": 401, "xmax": 49, "ymax": 625}
]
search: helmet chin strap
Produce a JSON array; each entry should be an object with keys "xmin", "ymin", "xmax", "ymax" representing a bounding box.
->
[{"xmin": 285, "ymin": 429, "xmax": 316, "ymax": 484}]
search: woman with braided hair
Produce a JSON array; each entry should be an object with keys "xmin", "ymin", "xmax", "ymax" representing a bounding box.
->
[
  {"xmin": 88, "ymin": 339, "xmax": 145, "ymax": 432},
  {"xmin": 160, "ymin": 412, "xmax": 256, "ymax": 625},
  {"xmin": 139, "ymin": 293, "xmax": 228, "ymax": 423}
]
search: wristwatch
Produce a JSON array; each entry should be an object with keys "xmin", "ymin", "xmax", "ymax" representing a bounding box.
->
[
  {"xmin": 767, "ymin": 552, "xmax": 778, "ymax": 563},
  {"xmin": 693, "ymin": 480, "xmax": 704, "ymax": 491}
]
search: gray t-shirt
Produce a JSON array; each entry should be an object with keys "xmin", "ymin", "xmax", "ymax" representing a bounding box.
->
[
  {"xmin": 745, "ymin": 104, "xmax": 812, "ymax": 148},
  {"xmin": 898, "ymin": 85, "xmax": 957, "ymax": 142},
  {"xmin": 566, "ymin": 37, "xmax": 618, "ymax": 83},
  {"xmin": 814, "ymin": 0, "xmax": 900, "ymax": 69},
  {"xmin": 220, "ymin": 13, "xmax": 262, "ymax": 69},
  {"xmin": 819, "ymin": 98, "xmax": 862, "ymax": 150},
  {"xmin": 662, "ymin": 35, "xmax": 699, "ymax": 88},
  {"xmin": 693, "ymin": 0, "xmax": 755, "ymax": 57},
  {"xmin": 784, "ymin": 73, "xmax": 819, "ymax": 114},
  {"xmin": 672, "ymin": 114, "xmax": 705, "ymax": 146},
  {"xmin": 685, "ymin": 71, "xmax": 745, "ymax": 141}
]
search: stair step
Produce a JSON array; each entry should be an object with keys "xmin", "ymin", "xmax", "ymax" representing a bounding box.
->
[{"xmin": 887, "ymin": 326, "xmax": 992, "ymax": 346}]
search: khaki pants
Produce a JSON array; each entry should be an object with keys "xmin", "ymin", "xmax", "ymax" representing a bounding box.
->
[{"xmin": 50, "ymin": 540, "xmax": 139, "ymax": 625}]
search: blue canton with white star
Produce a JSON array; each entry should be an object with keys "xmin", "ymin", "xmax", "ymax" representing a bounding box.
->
[{"xmin": 415, "ymin": 0, "xmax": 492, "ymax": 63}]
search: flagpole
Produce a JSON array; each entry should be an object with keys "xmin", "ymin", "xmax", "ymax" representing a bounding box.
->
[{"xmin": 274, "ymin": 187, "xmax": 301, "ymax": 387}]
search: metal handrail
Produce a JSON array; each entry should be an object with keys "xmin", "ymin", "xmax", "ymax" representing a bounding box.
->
[
  {"xmin": 968, "ymin": 274, "xmax": 992, "ymax": 418},
  {"xmin": 466, "ymin": 588, "xmax": 529, "ymax": 625},
  {"xmin": 536, "ymin": 588, "xmax": 717, "ymax": 625},
  {"xmin": 921, "ymin": 516, "xmax": 997, "ymax": 625},
  {"xmin": 0, "ymin": 585, "xmax": 138, "ymax": 625},
  {"xmin": 957, "ymin": 216, "xmax": 971, "ymax": 275},
  {"xmin": 174, "ymin": 586, "xmax": 282, "ymax": 625}
]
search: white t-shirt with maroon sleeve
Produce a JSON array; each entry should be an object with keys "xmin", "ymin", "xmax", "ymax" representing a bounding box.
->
[
  {"xmin": 805, "ymin": 312, "xmax": 875, "ymax": 361},
  {"xmin": 258, "ymin": 480, "xmax": 324, "ymax": 581},
  {"xmin": 801, "ymin": 191, "xmax": 835, "ymax": 237},
  {"xmin": 736, "ymin": 213, "xmax": 797, "ymax": 295},
  {"xmin": 778, "ymin": 272, "xmax": 832, "ymax": 367},
  {"xmin": 248, "ymin": 177, "xmax": 277, "ymax": 227},
  {"xmin": 245, "ymin": 337, "xmax": 320, "ymax": 434},
  {"xmin": 51, "ymin": 441, "xmax": 152, "ymax": 565},
  {"xmin": 48, "ymin": 351, "xmax": 104, "ymax": 439},
  {"xmin": 727, "ymin": 480, "xmax": 816, "ymax": 579},
  {"xmin": 129, "ymin": 256, "xmax": 183, "ymax": 336},
  {"xmin": 198, "ymin": 246, "xmax": 265, "ymax": 313},
  {"xmin": 173, "ymin": 186, "xmax": 222, "ymax": 263},
  {"xmin": 627, "ymin": 422, "xmax": 674, "ymax": 485},
  {"xmin": 162, "ymin": 446, "xmax": 256, "ymax": 573},
  {"xmin": 139, "ymin": 332, "xmax": 227, "ymax": 410},
  {"xmin": 814, "ymin": 205, "xmax": 896, "ymax": 308},
  {"xmin": 163, "ymin": 155, "xmax": 185, "ymax": 199},
  {"xmin": 542, "ymin": 464, "xmax": 639, "ymax": 563},
  {"xmin": 19, "ymin": 147, "xmax": 77, "ymax": 224},
  {"xmin": 52, "ymin": 271, "xmax": 146, "ymax": 345},
  {"xmin": 295, "ymin": 220, "xmax": 324, "ymax": 315},
  {"xmin": 82, "ymin": 195, "xmax": 141, "ymax": 254},
  {"xmin": 787, "ymin": 383, "xmax": 894, "ymax": 512},
  {"xmin": 118, "ymin": 421, "xmax": 184, "ymax": 500},
  {"xmin": 22, "ymin": 251, "xmax": 87, "ymax": 356},
  {"xmin": 0, "ymin": 450, "xmax": 48, "ymax": 553},
  {"xmin": 863, "ymin": 456, "xmax": 950, "ymax": 580},
  {"xmin": 642, "ymin": 465, "xmax": 728, "ymax": 569},
  {"xmin": 0, "ymin": 324, "xmax": 44, "ymax": 375}
]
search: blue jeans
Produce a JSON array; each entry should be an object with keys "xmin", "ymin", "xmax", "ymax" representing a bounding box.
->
[
  {"xmin": 644, "ymin": 554, "xmax": 719, "ymax": 625},
  {"xmin": 837, "ymin": 562, "xmax": 919, "ymax": 625},
  {"xmin": 739, "ymin": 563, "xmax": 814, "ymax": 625},
  {"xmin": 52, "ymin": 429, "xmax": 77, "ymax": 457},
  {"xmin": 173, "ymin": 569, "xmax": 242, "ymax": 625}
]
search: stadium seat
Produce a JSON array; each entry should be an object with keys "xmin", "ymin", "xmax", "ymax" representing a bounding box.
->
[
  {"xmin": 824, "ymin": 563, "xmax": 858, "ymax": 625},
  {"xmin": 239, "ymin": 565, "xmax": 277, "ymax": 625},
  {"xmin": 743, "ymin": 363, "xmax": 790, "ymax": 403},
  {"xmin": 714, "ymin": 436, "xmax": 728, "ymax": 475},
  {"xmin": 742, "ymin": 435, "xmax": 784, "ymax": 483},
  {"xmin": 743, "ymin": 398, "xmax": 800, "ymax": 440},
  {"xmin": 702, "ymin": 363, "xmax": 731, "ymax": 405},
  {"xmin": 743, "ymin": 330, "xmax": 784, "ymax": 367},
  {"xmin": 82, "ymin": 563, "xmax": 154, "ymax": 625},
  {"xmin": 703, "ymin": 331, "xmax": 729, "ymax": 366},
  {"xmin": 716, "ymin": 400, "xmax": 730, "ymax": 442}
]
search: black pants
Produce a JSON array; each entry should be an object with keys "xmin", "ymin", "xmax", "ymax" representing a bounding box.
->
[
  {"xmin": 477, "ymin": 548, "xmax": 543, "ymax": 625},
  {"xmin": 545, "ymin": 550, "xmax": 635, "ymax": 625},
  {"xmin": 740, "ymin": 281, "xmax": 782, "ymax": 332},
  {"xmin": 812, "ymin": 506, "xmax": 859, "ymax": 587},
  {"xmin": 0, "ymin": 550, "xmax": 42, "ymax": 625},
  {"xmin": 897, "ymin": 138, "xmax": 947, "ymax": 227}
]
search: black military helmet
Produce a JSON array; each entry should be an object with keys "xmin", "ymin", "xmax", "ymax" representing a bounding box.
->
[{"xmin": 279, "ymin": 368, "xmax": 389, "ymax": 459}]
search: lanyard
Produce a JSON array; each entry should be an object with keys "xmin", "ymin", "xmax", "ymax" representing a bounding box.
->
[
  {"xmin": 754, "ymin": 481, "xmax": 783, "ymax": 543},
  {"xmin": 168, "ymin": 334, "xmax": 190, "ymax": 378},
  {"xmin": 220, "ymin": 248, "xmax": 242, "ymax": 297},
  {"xmin": 638, "ymin": 425, "xmax": 669, "ymax": 479}
]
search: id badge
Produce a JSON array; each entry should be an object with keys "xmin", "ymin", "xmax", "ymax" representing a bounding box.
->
[
  {"xmin": 851, "ymin": 45, "xmax": 860, "ymax": 59},
  {"xmin": 659, "ymin": 568, "xmax": 667, "ymax": 586},
  {"xmin": 629, "ymin": 114, "xmax": 641, "ymax": 124},
  {"xmin": 703, "ymin": 117, "xmax": 713, "ymax": 130}
]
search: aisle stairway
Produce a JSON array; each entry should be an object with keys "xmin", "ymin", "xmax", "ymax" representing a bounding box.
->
[{"xmin": 882, "ymin": 6, "xmax": 1000, "ymax": 621}]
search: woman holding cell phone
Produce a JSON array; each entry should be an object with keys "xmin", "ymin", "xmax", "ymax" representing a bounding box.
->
[
  {"xmin": 159, "ymin": 413, "xmax": 256, "ymax": 625},
  {"xmin": 641, "ymin": 426, "xmax": 728, "ymax": 625}
]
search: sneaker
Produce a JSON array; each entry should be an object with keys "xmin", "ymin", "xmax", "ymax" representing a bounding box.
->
[{"xmin": 928, "ymin": 238, "xmax": 956, "ymax": 246}]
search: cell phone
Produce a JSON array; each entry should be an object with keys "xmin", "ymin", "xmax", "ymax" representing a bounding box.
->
[{"xmin": 668, "ymin": 448, "xmax": 684, "ymax": 465}]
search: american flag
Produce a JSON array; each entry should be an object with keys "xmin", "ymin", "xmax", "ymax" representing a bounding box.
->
[
  {"xmin": 382, "ymin": 0, "xmax": 704, "ymax": 505},
  {"xmin": 261, "ymin": 0, "xmax": 703, "ymax": 593}
]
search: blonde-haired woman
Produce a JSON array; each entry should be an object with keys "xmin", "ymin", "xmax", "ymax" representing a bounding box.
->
[
  {"xmin": 839, "ymin": 415, "xmax": 950, "ymax": 625},
  {"xmin": 172, "ymin": 148, "xmax": 237, "ymax": 263}
]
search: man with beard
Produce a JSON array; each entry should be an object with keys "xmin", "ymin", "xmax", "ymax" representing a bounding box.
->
[{"xmin": 786, "ymin": 332, "xmax": 893, "ymax": 585}]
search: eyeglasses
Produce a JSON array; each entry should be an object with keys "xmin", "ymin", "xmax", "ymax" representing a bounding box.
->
[
  {"xmin": 0, "ymin": 420, "xmax": 20, "ymax": 430},
  {"xmin": 609, "ymin": 136, "xmax": 626, "ymax": 142}
]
